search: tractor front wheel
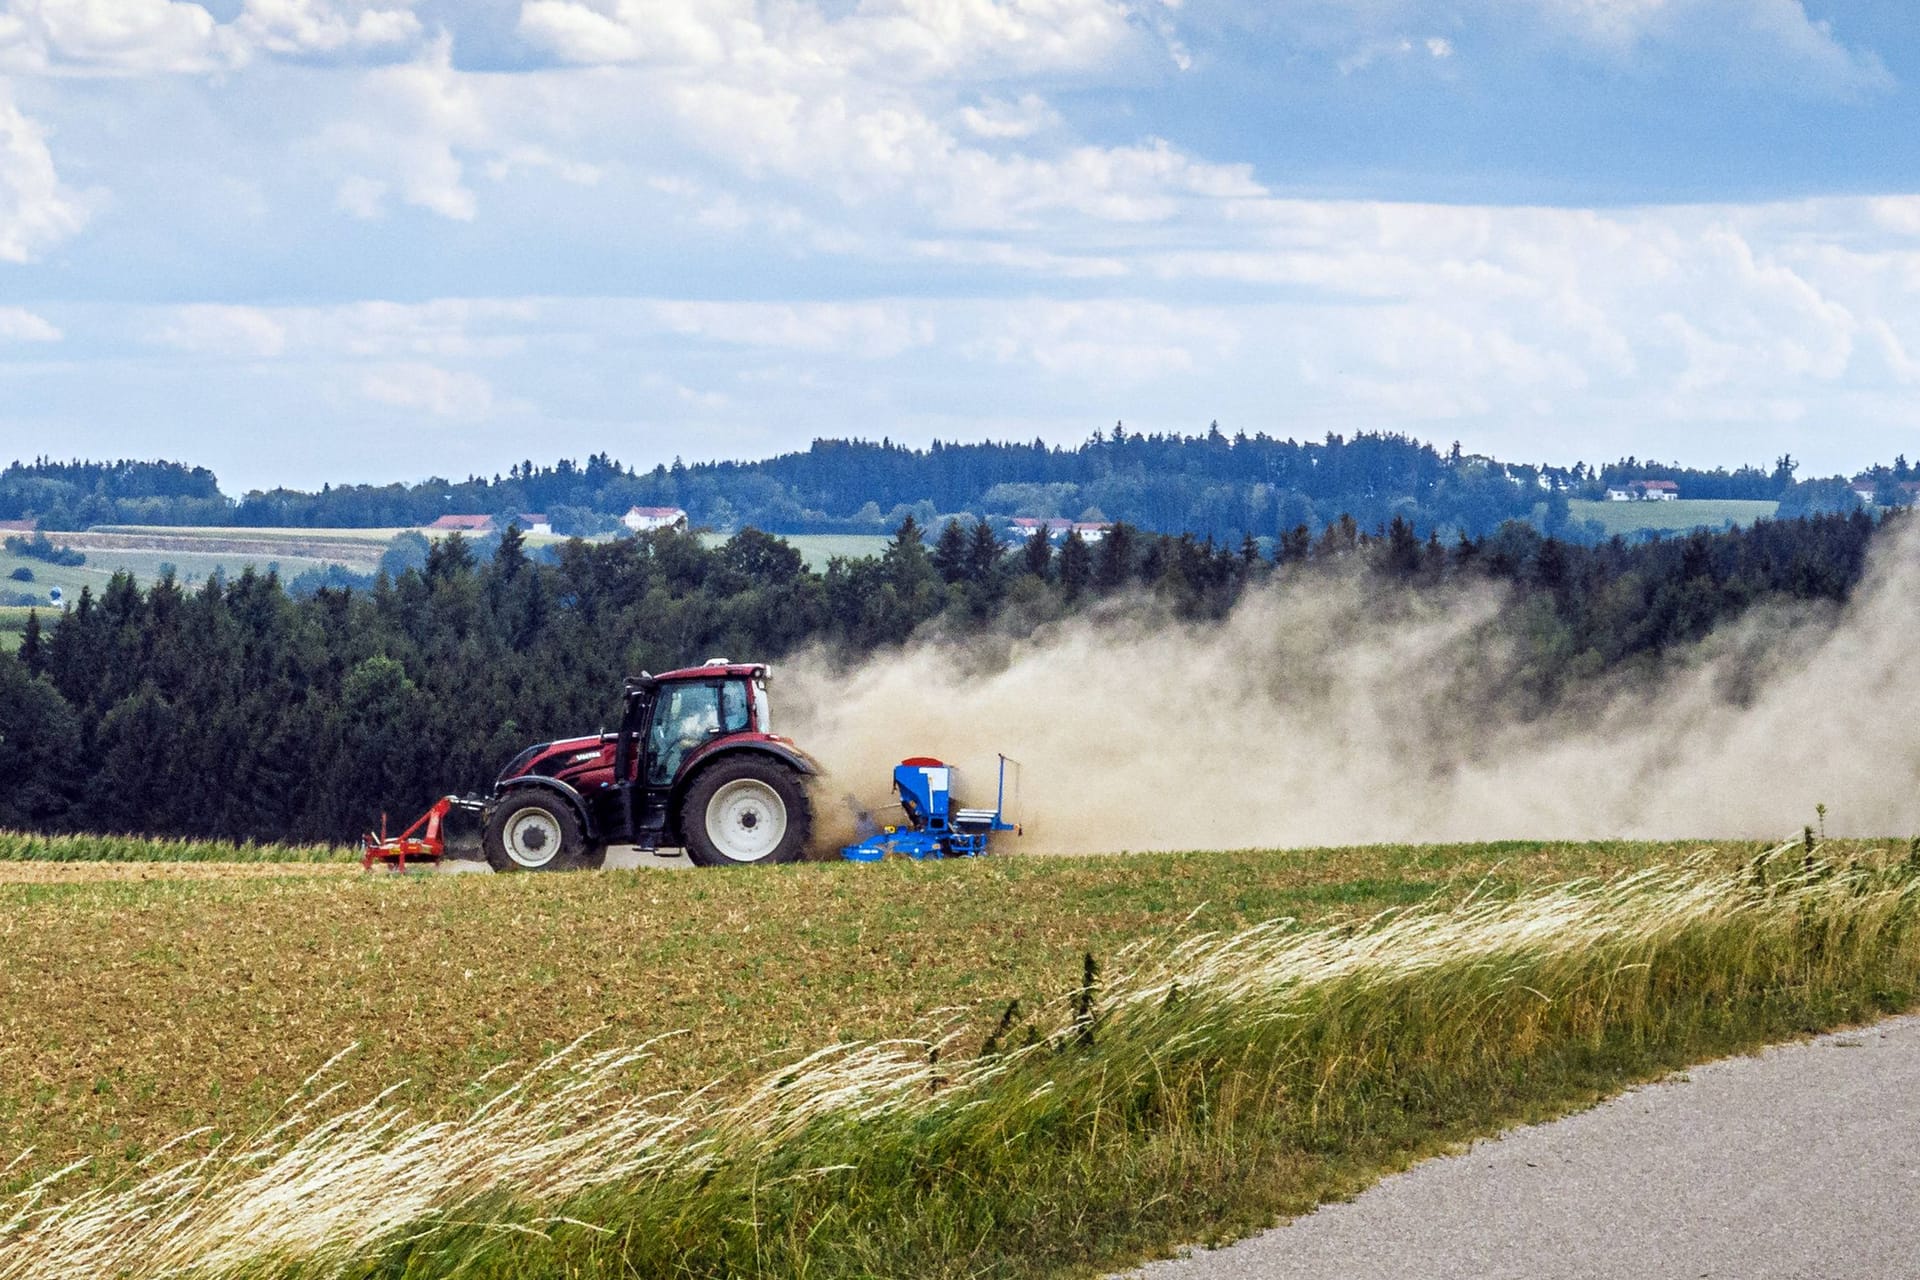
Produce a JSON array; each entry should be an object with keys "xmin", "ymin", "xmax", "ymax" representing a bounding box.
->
[
  {"xmin": 483, "ymin": 792, "xmax": 602, "ymax": 873},
  {"xmin": 681, "ymin": 758, "xmax": 811, "ymax": 867}
]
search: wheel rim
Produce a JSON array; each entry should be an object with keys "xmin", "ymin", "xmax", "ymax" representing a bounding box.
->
[
  {"xmin": 503, "ymin": 807, "xmax": 564, "ymax": 868},
  {"xmin": 705, "ymin": 779, "xmax": 788, "ymax": 862}
]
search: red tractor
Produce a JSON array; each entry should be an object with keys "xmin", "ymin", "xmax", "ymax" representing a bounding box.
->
[{"xmin": 364, "ymin": 661, "xmax": 817, "ymax": 871}]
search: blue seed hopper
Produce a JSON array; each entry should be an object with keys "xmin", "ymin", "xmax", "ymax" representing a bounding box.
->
[{"xmin": 842, "ymin": 755, "xmax": 1021, "ymax": 862}]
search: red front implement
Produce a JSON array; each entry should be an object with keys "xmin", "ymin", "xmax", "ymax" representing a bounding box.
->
[{"xmin": 362, "ymin": 795, "xmax": 479, "ymax": 871}]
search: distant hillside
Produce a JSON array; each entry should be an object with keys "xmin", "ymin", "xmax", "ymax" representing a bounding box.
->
[{"xmin": 2, "ymin": 433, "xmax": 1893, "ymax": 544}]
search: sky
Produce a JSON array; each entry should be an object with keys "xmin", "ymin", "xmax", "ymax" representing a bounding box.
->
[{"xmin": 0, "ymin": 0, "xmax": 1917, "ymax": 494}]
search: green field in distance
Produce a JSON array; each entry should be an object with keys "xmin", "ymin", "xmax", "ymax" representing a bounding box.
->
[
  {"xmin": 1566, "ymin": 498, "xmax": 1779, "ymax": 536},
  {"xmin": 699, "ymin": 532, "xmax": 892, "ymax": 570}
]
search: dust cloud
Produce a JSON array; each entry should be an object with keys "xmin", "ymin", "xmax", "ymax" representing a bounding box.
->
[{"xmin": 782, "ymin": 520, "xmax": 1920, "ymax": 853}]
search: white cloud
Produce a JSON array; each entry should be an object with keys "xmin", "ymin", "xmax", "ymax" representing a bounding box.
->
[
  {"xmin": 120, "ymin": 196, "xmax": 1920, "ymax": 463},
  {"xmin": 1528, "ymin": 0, "xmax": 1889, "ymax": 92},
  {"xmin": 504, "ymin": 0, "xmax": 1237, "ymax": 235},
  {"xmin": 909, "ymin": 237, "xmax": 1129, "ymax": 277},
  {"xmin": 333, "ymin": 173, "xmax": 387, "ymax": 218},
  {"xmin": 150, "ymin": 298, "xmax": 540, "ymax": 359},
  {"xmin": 649, "ymin": 300, "xmax": 936, "ymax": 359},
  {"xmin": 0, "ymin": 82, "xmax": 87, "ymax": 262},
  {"xmin": 516, "ymin": 0, "xmax": 731, "ymax": 66},
  {"xmin": 233, "ymin": 0, "xmax": 422, "ymax": 59},
  {"xmin": 959, "ymin": 298, "xmax": 1240, "ymax": 380},
  {"xmin": 650, "ymin": 73, "xmax": 1259, "ymax": 232},
  {"xmin": 514, "ymin": 2, "xmax": 636, "ymax": 65},
  {"xmin": 0, "ymin": 0, "xmax": 235, "ymax": 74},
  {"xmin": 832, "ymin": 0, "xmax": 1138, "ymax": 81},
  {"xmin": 517, "ymin": 0, "xmax": 1138, "ymax": 80},
  {"xmin": 1301, "ymin": 1, "xmax": 1886, "ymax": 94},
  {"xmin": 481, "ymin": 145, "xmax": 603, "ymax": 187},
  {"xmin": 958, "ymin": 93, "xmax": 1059, "ymax": 140},
  {"xmin": 320, "ymin": 299, "xmax": 539, "ymax": 357},
  {"xmin": 0, "ymin": 305, "xmax": 60, "ymax": 341},
  {"xmin": 0, "ymin": 0, "xmax": 421, "ymax": 74},
  {"xmin": 359, "ymin": 361, "xmax": 495, "ymax": 416},
  {"xmin": 41, "ymin": 184, "xmax": 1920, "ymax": 484},
  {"xmin": 1867, "ymin": 197, "xmax": 1920, "ymax": 239},
  {"xmin": 1108, "ymin": 196, "xmax": 1915, "ymax": 442},
  {"xmin": 316, "ymin": 37, "xmax": 484, "ymax": 220},
  {"xmin": 155, "ymin": 304, "xmax": 289, "ymax": 357},
  {"xmin": 1533, "ymin": 0, "xmax": 1672, "ymax": 48},
  {"xmin": 1338, "ymin": 37, "xmax": 1416, "ymax": 75}
]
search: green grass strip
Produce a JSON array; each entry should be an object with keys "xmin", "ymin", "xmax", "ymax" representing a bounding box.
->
[{"xmin": 0, "ymin": 830, "xmax": 353, "ymax": 863}]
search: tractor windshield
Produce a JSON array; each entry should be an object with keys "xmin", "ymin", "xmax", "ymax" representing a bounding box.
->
[{"xmin": 646, "ymin": 680, "xmax": 751, "ymax": 785}]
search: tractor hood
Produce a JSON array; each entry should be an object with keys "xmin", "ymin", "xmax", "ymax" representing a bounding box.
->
[{"xmin": 497, "ymin": 735, "xmax": 610, "ymax": 783}]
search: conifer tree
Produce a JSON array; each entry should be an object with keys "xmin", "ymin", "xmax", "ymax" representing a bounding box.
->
[
  {"xmin": 426, "ymin": 532, "xmax": 475, "ymax": 580},
  {"xmin": 1058, "ymin": 530, "xmax": 1092, "ymax": 598},
  {"xmin": 932, "ymin": 519, "xmax": 968, "ymax": 584},
  {"xmin": 1277, "ymin": 523, "xmax": 1312, "ymax": 564},
  {"xmin": 1385, "ymin": 515, "xmax": 1421, "ymax": 576},
  {"xmin": 964, "ymin": 519, "xmax": 1002, "ymax": 588},
  {"xmin": 1023, "ymin": 525, "xmax": 1052, "ymax": 579},
  {"xmin": 18, "ymin": 609, "xmax": 42, "ymax": 675},
  {"xmin": 882, "ymin": 514, "xmax": 938, "ymax": 602},
  {"xmin": 493, "ymin": 523, "xmax": 528, "ymax": 580},
  {"xmin": 1093, "ymin": 522, "xmax": 1136, "ymax": 592}
]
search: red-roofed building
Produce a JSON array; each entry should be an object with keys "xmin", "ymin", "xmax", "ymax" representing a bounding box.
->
[{"xmin": 623, "ymin": 506, "xmax": 688, "ymax": 533}]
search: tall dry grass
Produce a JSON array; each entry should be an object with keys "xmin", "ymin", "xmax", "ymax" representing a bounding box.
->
[{"xmin": 4, "ymin": 844, "xmax": 1916, "ymax": 1279}]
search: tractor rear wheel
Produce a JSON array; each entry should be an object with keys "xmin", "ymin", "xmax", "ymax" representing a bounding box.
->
[
  {"xmin": 681, "ymin": 757, "xmax": 811, "ymax": 867},
  {"xmin": 483, "ymin": 792, "xmax": 602, "ymax": 873}
]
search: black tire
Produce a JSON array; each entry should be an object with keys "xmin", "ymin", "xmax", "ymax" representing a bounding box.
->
[
  {"xmin": 680, "ymin": 757, "xmax": 812, "ymax": 867},
  {"xmin": 483, "ymin": 791, "xmax": 596, "ymax": 873}
]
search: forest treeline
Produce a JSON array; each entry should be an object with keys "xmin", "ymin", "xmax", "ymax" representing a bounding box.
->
[
  {"xmin": 3, "ymin": 432, "xmax": 1891, "ymax": 543},
  {"xmin": 0, "ymin": 507, "xmax": 1888, "ymax": 842}
]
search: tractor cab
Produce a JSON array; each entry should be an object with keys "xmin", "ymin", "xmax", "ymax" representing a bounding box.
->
[{"xmin": 615, "ymin": 662, "xmax": 774, "ymax": 792}]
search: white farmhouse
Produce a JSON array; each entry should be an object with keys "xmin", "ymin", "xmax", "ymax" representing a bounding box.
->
[
  {"xmin": 1006, "ymin": 517, "xmax": 1113, "ymax": 544},
  {"xmin": 1605, "ymin": 481, "xmax": 1681, "ymax": 502},
  {"xmin": 623, "ymin": 506, "xmax": 689, "ymax": 533},
  {"xmin": 1008, "ymin": 517, "xmax": 1072, "ymax": 542}
]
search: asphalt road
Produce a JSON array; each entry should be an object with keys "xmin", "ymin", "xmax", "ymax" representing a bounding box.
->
[{"xmin": 1122, "ymin": 1016, "xmax": 1920, "ymax": 1280}]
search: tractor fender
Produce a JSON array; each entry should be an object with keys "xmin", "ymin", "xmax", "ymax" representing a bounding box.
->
[
  {"xmin": 492, "ymin": 776, "xmax": 596, "ymax": 840},
  {"xmin": 666, "ymin": 740, "xmax": 817, "ymax": 841}
]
